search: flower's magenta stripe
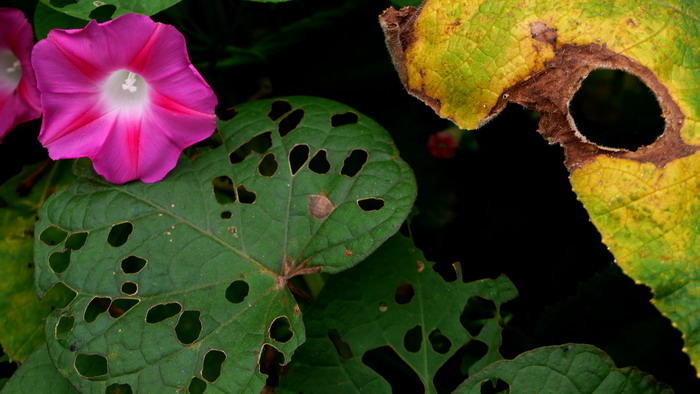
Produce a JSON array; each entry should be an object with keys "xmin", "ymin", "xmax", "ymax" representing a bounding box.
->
[
  {"xmin": 124, "ymin": 118, "xmax": 142, "ymax": 174},
  {"xmin": 151, "ymin": 90, "xmax": 214, "ymax": 118},
  {"xmin": 41, "ymin": 101, "xmax": 109, "ymax": 145},
  {"xmin": 128, "ymin": 24, "xmax": 164, "ymax": 73},
  {"xmin": 48, "ymin": 35, "xmax": 101, "ymax": 81}
]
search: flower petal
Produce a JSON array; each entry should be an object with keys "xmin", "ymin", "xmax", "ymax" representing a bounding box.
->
[
  {"xmin": 33, "ymin": 13, "xmax": 217, "ymax": 184},
  {"xmin": 0, "ymin": 8, "xmax": 41, "ymax": 141},
  {"xmin": 38, "ymin": 92, "xmax": 113, "ymax": 158}
]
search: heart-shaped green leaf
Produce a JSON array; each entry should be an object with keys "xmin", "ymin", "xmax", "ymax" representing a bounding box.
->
[
  {"xmin": 280, "ymin": 234, "xmax": 517, "ymax": 393},
  {"xmin": 33, "ymin": 96, "xmax": 416, "ymax": 392}
]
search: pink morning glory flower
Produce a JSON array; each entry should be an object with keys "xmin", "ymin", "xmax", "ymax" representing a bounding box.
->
[
  {"xmin": 32, "ymin": 13, "xmax": 217, "ymax": 184},
  {"xmin": 0, "ymin": 8, "xmax": 41, "ymax": 142}
]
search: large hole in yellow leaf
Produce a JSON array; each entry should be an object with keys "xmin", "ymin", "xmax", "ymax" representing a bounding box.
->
[{"xmin": 569, "ymin": 69, "xmax": 665, "ymax": 151}]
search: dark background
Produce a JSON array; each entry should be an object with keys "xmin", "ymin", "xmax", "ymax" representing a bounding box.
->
[{"xmin": 1, "ymin": 0, "xmax": 698, "ymax": 392}]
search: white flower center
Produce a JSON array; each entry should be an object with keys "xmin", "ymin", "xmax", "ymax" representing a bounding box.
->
[
  {"xmin": 103, "ymin": 70, "xmax": 149, "ymax": 113},
  {"xmin": 0, "ymin": 50, "xmax": 22, "ymax": 89}
]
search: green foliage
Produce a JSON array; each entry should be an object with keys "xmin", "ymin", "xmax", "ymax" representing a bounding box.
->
[
  {"xmin": 280, "ymin": 234, "xmax": 517, "ymax": 393},
  {"xmin": 1, "ymin": 345, "xmax": 77, "ymax": 393},
  {"xmin": 39, "ymin": 0, "xmax": 181, "ymax": 20},
  {"xmin": 31, "ymin": 97, "xmax": 416, "ymax": 391},
  {"xmin": 0, "ymin": 161, "xmax": 77, "ymax": 362},
  {"xmin": 33, "ymin": 2, "xmax": 87, "ymax": 40},
  {"xmin": 456, "ymin": 344, "xmax": 673, "ymax": 393}
]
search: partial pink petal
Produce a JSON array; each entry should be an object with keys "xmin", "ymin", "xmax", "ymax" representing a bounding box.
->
[
  {"xmin": 145, "ymin": 103, "xmax": 216, "ymax": 150},
  {"xmin": 38, "ymin": 92, "xmax": 112, "ymax": 158},
  {"xmin": 0, "ymin": 8, "xmax": 41, "ymax": 141},
  {"xmin": 149, "ymin": 66, "xmax": 217, "ymax": 116}
]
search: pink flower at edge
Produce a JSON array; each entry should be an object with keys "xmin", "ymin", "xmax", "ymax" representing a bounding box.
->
[
  {"xmin": 32, "ymin": 13, "xmax": 217, "ymax": 184},
  {"xmin": 0, "ymin": 8, "xmax": 41, "ymax": 142}
]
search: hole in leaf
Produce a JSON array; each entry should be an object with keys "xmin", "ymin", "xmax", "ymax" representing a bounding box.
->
[
  {"xmin": 278, "ymin": 109, "xmax": 304, "ymax": 137},
  {"xmin": 394, "ymin": 283, "xmax": 415, "ymax": 305},
  {"xmin": 56, "ymin": 315, "xmax": 75, "ymax": 340},
  {"xmin": 434, "ymin": 340, "xmax": 488, "ymax": 394},
  {"xmin": 175, "ymin": 310, "xmax": 202, "ymax": 345},
  {"xmin": 480, "ymin": 379, "xmax": 510, "ymax": 394},
  {"xmin": 202, "ymin": 349, "xmax": 227, "ymax": 383},
  {"xmin": 236, "ymin": 185, "xmax": 256, "ymax": 204},
  {"xmin": 49, "ymin": 250, "xmax": 71, "ymax": 274},
  {"xmin": 45, "ymin": 281, "xmax": 77, "ymax": 308},
  {"xmin": 327, "ymin": 329, "xmax": 353, "ymax": 360},
  {"xmin": 358, "ymin": 198, "xmax": 384, "ymax": 211},
  {"xmin": 288, "ymin": 144, "xmax": 310, "ymax": 175},
  {"xmin": 225, "ymin": 280, "xmax": 249, "ymax": 303},
  {"xmin": 331, "ymin": 112, "xmax": 359, "ymax": 127},
  {"xmin": 212, "ymin": 176, "xmax": 236, "ymax": 204},
  {"xmin": 229, "ymin": 132, "xmax": 272, "ymax": 164},
  {"xmin": 121, "ymin": 255, "xmax": 147, "ymax": 274},
  {"xmin": 569, "ymin": 69, "xmax": 665, "ymax": 151},
  {"xmin": 146, "ymin": 302, "xmax": 182, "ymax": 323},
  {"xmin": 220, "ymin": 210, "xmax": 232, "ymax": 219},
  {"xmin": 258, "ymin": 153, "xmax": 278, "ymax": 177},
  {"xmin": 461, "ymin": 297, "xmax": 497, "ymax": 337},
  {"xmin": 50, "ymin": 0, "xmax": 77, "ymax": 7},
  {"xmin": 268, "ymin": 100, "xmax": 292, "ymax": 121},
  {"xmin": 109, "ymin": 298, "xmax": 139, "ymax": 318},
  {"xmin": 75, "ymin": 353, "xmax": 108, "ymax": 378},
  {"xmin": 258, "ymin": 344, "xmax": 284, "ymax": 387},
  {"xmin": 40, "ymin": 226, "xmax": 67, "ymax": 246},
  {"xmin": 121, "ymin": 282, "xmax": 138, "ymax": 295},
  {"xmin": 189, "ymin": 377, "xmax": 207, "ymax": 394},
  {"xmin": 308, "ymin": 150, "xmax": 331, "ymax": 174},
  {"xmin": 84, "ymin": 297, "xmax": 111, "ymax": 323},
  {"xmin": 65, "ymin": 232, "xmax": 88, "ymax": 250},
  {"xmin": 340, "ymin": 149, "xmax": 368, "ymax": 177},
  {"xmin": 403, "ymin": 325, "xmax": 422, "ymax": 353},
  {"xmin": 105, "ymin": 383, "xmax": 133, "ymax": 394},
  {"xmin": 108, "ymin": 222, "xmax": 133, "ymax": 247},
  {"xmin": 362, "ymin": 346, "xmax": 424, "ymax": 393},
  {"xmin": 88, "ymin": 4, "xmax": 115, "ymax": 22},
  {"xmin": 428, "ymin": 329, "xmax": 452, "ymax": 354},
  {"xmin": 269, "ymin": 316, "xmax": 293, "ymax": 343}
]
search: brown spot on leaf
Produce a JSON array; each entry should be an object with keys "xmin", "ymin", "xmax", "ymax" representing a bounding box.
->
[
  {"xmin": 309, "ymin": 194, "xmax": 334, "ymax": 219},
  {"xmin": 627, "ymin": 18, "xmax": 639, "ymax": 27},
  {"xmin": 491, "ymin": 43, "xmax": 696, "ymax": 168},
  {"xmin": 416, "ymin": 260, "xmax": 425, "ymax": 273},
  {"xmin": 380, "ymin": 6, "xmax": 442, "ymax": 115},
  {"xmin": 530, "ymin": 22, "xmax": 558, "ymax": 47},
  {"xmin": 344, "ymin": 249, "xmax": 353, "ymax": 258}
]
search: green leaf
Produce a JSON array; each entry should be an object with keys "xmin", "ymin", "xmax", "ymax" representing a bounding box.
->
[
  {"xmin": 279, "ymin": 234, "xmax": 517, "ymax": 393},
  {"xmin": 39, "ymin": 0, "xmax": 181, "ymax": 21},
  {"xmin": 33, "ymin": 97, "xmax": 416, "ymax": 392},
  {"xmin": 1, "ymin": 344, "xmax": 78, "ymax": 393},
  {"xmin": 33, "ymin": 1, "xmax": 88, "ymax": 40},
  {"xmin": 381, "ymin": 0, "xmax": 700, "ymax": 375},
  {"xmin": 455, "ymin": 344, "xmax": 672, "ymax": 393},
  {"xmin": 0, "ymin": 161, "xmax": 78, "ymax": 362}
]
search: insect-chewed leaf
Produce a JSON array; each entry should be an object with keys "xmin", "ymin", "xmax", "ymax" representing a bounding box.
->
[
  {"xmin": 33, "ymin": 96, "xmax": 416, "ymax": 392},
  {"xmin": 279, "ymin": 234, "xmax": 517, "ymax": 393},
  {"xmin": 381, "ymin": 0, "xmax": 700, "ymax": 374},
  {"xmin": 39, "ymin": 0, "xmax": 181, "ymax": 20}
]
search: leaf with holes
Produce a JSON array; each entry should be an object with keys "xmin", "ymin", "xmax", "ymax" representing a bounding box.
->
[
  {"xmin": 0, "ymin": 161, "xmax": 77, "ymax": 362},
  {"xmin": 381, "ymin": 0, "xmax": 700, "ymax": 374},
  {"xmin": 39, "ymin": 0, "xmax": 181, "ymax": 21},
  {"xmin": 33, "ymin": 96, "xmax": 416, "ymax": 392},
  {"xmin": 455, "ymin": 344, "xmax": 672, "ymax": 393},
  {"xmin": 279, "ymin": 234, "xmax": 517, "ymax": 393}
]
